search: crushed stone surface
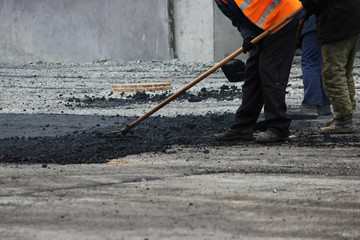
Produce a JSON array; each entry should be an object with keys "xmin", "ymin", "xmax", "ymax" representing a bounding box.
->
[
  {"xmin": 1, "ymin": 55, "xmax": 360, "ymax": 164},
  {"xmin": 1, "ymin": 54, "xmax": 360, "ymax": 240}
]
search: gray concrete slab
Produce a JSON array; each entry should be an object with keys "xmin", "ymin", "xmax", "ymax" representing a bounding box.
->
[
  {"xmin": 0, "ymin": 0, "xmax": 173, "ymax": 63},
  {"xmin": 1, "ymin": 0, "xmax": 251, "ymax": 63}
]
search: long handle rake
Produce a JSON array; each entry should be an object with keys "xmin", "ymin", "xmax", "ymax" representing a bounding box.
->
[{"xmin": 103, "ymin": 6, "xmax": 304, "ymax": 137}]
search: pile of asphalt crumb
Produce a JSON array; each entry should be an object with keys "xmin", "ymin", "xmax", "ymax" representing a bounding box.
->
[
  {"xmin": 0, "ymin": 113, "xmax": 233, "ymax": 164},
  {"xmin": 1, "ymin": 113, "xmax": 360, "ymax": 166},
  {"xmin": 66, "ymin": 85, "xmax": 243, "ymax": 108}
]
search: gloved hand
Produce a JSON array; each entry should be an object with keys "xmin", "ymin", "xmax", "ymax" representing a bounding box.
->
[{"xmin": 242, "ymin": 37, "xmax": 255, "ymax": 54}]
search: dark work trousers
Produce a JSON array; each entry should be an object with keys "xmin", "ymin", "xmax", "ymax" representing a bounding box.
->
[{"xmin": 230, "ymin": 27, "xmax": 298, "ymax": 137}]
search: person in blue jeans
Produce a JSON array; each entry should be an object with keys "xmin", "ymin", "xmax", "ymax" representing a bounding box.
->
[{"xmin": 288, "ymin": 15, "xmax": 331, "ymax": 117}]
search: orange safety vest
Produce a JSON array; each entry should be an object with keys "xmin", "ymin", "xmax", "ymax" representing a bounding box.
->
[{"xmin": 220, "ymin": 0, "xmax": 302, "ymax": 31}]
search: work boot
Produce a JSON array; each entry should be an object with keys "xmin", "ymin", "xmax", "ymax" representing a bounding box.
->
[
  {"xmin": 214, "ymin": 128, "xmax": 253, "ymax": 141},
  {"xmin": 255, "ymin": 130, "xmax": 288, "ymax": 143},
  {"xmin": 317, "ymin": 105, "xmax": 332, "ymax": 116},
  {"xmin": 325, "ymin": 118, "xmax": 335, "ymax": 127},
  {"xmin": 319, "ymin": 115, "xmax": 357, "ymax": 134},
  {"xmin": 287, "ymin": 105, "xmax": 318, "ymax": 119}
]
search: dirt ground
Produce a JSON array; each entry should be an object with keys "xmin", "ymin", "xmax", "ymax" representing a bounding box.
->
[{"xmin": 0, "ymin": 54, "xmax": 359, "ymax": 239}]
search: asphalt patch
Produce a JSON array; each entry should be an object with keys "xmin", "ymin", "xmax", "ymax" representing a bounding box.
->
[{"xmin": 1, "ymin": 112, "xmax": 360, "ymax": 165}]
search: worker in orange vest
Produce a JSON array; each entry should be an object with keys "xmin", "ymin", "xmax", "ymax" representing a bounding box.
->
[{"xmin": 214, "ymin": 0, "xmax": 304, "ymax": 143}]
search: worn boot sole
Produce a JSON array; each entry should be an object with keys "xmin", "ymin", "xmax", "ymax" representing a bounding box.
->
[
  {"xmin": 319, "ymin": 125, "xmax": 357, "ymax": 134},
  {"xmin": 255, "ymin": 131, "xmax": 288, "ymax": 143}
]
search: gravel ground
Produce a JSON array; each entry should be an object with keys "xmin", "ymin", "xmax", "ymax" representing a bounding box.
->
[
  {"xmin": 0, "ymin": 54, "xmax": 359, "ymax": 116},
  {"xmin": 0, "ymin": 54, "xmax": 360, "ymax": 239},
  {"xmin": 1, "ymin": 54, "xmax": 360, "ymax": 163}
]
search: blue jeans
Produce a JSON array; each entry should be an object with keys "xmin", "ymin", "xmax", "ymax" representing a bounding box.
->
[{"xmin": 301, "ymin": 31, "xmax": 330, "ymax": 107}]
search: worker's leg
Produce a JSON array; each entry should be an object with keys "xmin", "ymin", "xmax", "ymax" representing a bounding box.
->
[
  {"xmin": 230, "ymin": 48, "xmax": 264, "ymax": 130},
  {"xmin": 321, "ymin": 34, "xmax": 357, "ymax": 119},
  {"xmin": 214, "ymin": 49, "xmax": 263, "ymax": 141},
  {"xmin": 344, "ymin": 34, "xmax": 359, "ymax": 112},
  {"xmin": 258, "ymin": 27, "xmax": 297, "ymax": 137},
  {"xmin": 301, "ymin": 31, "xmax": 329, "ymax": 106},
  {"xmin": 319, "ymin": 34, "xmax": 359, "ymax": 134}
]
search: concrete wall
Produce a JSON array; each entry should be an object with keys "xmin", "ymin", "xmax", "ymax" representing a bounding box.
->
[
  {"xmin": 0, "ymin": 0, "xmax": 173, "ymax": 63},
  {"xmin": 0, "ymin": 0, "xmax": 245, "ymax": 63},
  {"xmin": 172, "ymin": 0, "xmax": 244, "ymax": 62},
  {"xmin": 213, "ymin": 2, "xmax": 245, "ymax": 62},
  {"xmin": 1, "ymin": 0, "xmax": 358, "ymax": 64},
  {"xmin": 172, "ymin": 0, "xmax": 214, "ymax": 62}
]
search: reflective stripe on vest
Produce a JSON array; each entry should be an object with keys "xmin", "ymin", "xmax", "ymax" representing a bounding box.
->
[{"xmin": 234, "ymin": 0, "xmax": 302, "ymax": 31}]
